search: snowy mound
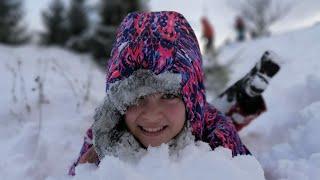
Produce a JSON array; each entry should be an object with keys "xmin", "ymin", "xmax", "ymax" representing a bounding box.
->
[
  {"xmin": 57, "ymin": 143, "xmax": 264, "ymax": 180},
  {"xmin": 260, "ymin": 101, "xmax": 320, "ymax": 180}
]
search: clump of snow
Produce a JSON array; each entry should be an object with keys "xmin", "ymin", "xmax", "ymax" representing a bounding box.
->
[
  {"xmin": 259, "ymin": 101, "xmax": 320, "ymax": 180},
  {"xmin": 49, "ymin": 143, "xmax": 265, "ymax": 180}
]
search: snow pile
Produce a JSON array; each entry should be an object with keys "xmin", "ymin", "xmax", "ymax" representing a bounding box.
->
[
  {"xmin": 252, "ymin": 76, "xmax": 320, "ymax": 180},
  {"xmin": 50, "ymin": 143, "xmax": 264, "ymax": 180},
  {"xmin": 260, "ymin": 101, "xmax": 320, "ymax": 180}
]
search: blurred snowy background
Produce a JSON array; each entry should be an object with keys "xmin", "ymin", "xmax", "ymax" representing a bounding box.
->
[{"xmin": 1, "ymin": 0, "xmax": 320, "ymax": 179}]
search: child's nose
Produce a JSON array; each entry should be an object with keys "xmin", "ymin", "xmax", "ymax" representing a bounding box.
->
[{"xmin": 140, "ymin": 97, "xmax": 163, "ymax": 121}]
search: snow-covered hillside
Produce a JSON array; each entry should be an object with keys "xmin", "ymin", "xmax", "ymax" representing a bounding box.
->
[
  {"xmin": 1, "ymin": 23, "xmax": 320, "ymax": 180},
  {"xmin": 0, "ymin": 45, "xmax": 105, "ymax": 179}
]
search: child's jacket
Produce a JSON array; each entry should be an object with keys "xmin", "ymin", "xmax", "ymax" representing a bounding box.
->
[{"xmin": 69, "ymin": 11, "xmax": 250, "ymax": 176}]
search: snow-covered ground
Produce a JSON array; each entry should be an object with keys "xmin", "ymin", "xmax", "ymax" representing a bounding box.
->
[
  {"xmin": 1, "ymin": 23, "xmax": 320, "ymax": 180},
  {"xmin": 0, "ymin": 46, "xmax": 105, "ymax": 179}
]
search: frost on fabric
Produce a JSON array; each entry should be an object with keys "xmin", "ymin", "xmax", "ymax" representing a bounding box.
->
[
  {"xmin": 107, "ymin": 69, "xmax": 182, "ymax": 114},
  {"xmin": 262, "ymin": 50, "xmax": 285, "ymax": 66},
  {"xmin": 250, "ymin": 75, "xmax": 269, "ymax": 90},
  {"xmin": 67, "ymin": 143, "xmax": 265, "ymax": 180},
  {"xmin": 92, "ymin": 69, "xmax": 183, "ymax": 160}
]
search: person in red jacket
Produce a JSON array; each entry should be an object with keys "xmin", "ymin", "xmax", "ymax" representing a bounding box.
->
[
  {"xmin": 201, "ymin": 16, "xmax": 215, "ymax": 53},
  {"xmin": 234, "ymin": 16, "xmax": 246, "ymax": 42}
]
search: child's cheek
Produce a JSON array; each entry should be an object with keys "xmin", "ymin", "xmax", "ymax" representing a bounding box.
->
[
  {"xmin": 163, "ymin": 101, "xmax": 186, "ymax": 115},
  {"xmin": 125, "ymin": 107, "xmax": 141, "ymax": 123}
]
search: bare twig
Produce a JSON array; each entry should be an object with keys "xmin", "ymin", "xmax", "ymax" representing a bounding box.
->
[
  {"xmin": 34, "ymin": 59, "xmax": 50, "ymax": 155},
  {"xmin": 16, "ymin": 59, "xmax": 31, "ymax": 113},
  {"xmin": 5, "ymin": 63, "xmax": 18, "ymax": 103},
  {"xmin": 83, "ymin": 62, "xmax": 94, "ymax": 104},
  {"xmin": 50, "ymin": 58, "xmax": 95, "ymax": 110},
  {"xmin": 51, "ymin": 59, "xmax": 80, "ymax": 100}
]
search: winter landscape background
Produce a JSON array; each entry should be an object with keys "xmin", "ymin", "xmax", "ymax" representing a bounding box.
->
[{"xmin": 1, "ymin": 0, "xmax": 320, "ymax": 180}]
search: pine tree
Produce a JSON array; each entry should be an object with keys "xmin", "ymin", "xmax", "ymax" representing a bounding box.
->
[
  {"xmin": 66, "ymin": 0, "xmax": 90, "ymax": 52},
  {"xmin": 0, "ymin": 0, "xmax": 29, "ymax": 45},
  {"xmin": 90, "ymin": 0, "xmax": 145, "ymax": 66},
  {"xmin": 41, "ymin": 0, "xmax": 69, "ymax": 45},
  {"xmin": 68, "ymin": 0, "xmax": 89, "ymax": 36}
]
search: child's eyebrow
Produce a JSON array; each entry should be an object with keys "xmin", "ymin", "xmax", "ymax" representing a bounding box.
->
[{"xmin": 147, "ymin": 93, "xmax": 161, "ymax": 99}]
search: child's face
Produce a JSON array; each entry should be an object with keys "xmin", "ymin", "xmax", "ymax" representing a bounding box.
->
[{"xmin": 125, "ymin": 93, "xmax": 186, "ymax": 147}]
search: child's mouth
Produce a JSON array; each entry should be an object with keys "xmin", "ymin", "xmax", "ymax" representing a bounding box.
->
[{"xmin": 138, "ymin": 125, "xmax": 168, "ymax": 136}]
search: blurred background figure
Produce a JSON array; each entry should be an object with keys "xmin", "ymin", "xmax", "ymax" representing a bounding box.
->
[
  {"xmin": 234, "ymin": 16, "xmax": 246, "ymax": 42},
  {"xmin": 229, "ymin": 0, "xmax": 292, "ymax": 40},
  {"xmin": 201, "ymin": 16, "xmax": 215, "ymax": 54}
]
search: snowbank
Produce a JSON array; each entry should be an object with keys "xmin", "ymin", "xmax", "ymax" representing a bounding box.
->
[
  {"xmin": 260, "ymin": 101, "xmax": 320, "ymax": 180},
  {"xmin": 50, "ymin": 143, "xmax": 264, "ymax": 180},
  {"xmin": 0, "ymin": 45, "xmax": 104, "ymax": 179}
]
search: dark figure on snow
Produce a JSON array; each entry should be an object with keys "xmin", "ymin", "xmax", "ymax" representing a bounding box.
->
[
  {"xmin": 234, "ymin": 16, "xmax": 246, "ymax": 42},
  {"xmin": 201, "ymin": 17, "xmax": 215, "ymax": 54}
]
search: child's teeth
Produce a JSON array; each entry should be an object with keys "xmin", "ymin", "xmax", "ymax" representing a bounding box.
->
[{"xmin": 143, "ymin": 127, "xmax": 163, "ymax": 132}]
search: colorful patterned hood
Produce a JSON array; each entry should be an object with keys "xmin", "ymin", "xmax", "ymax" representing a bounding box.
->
[{"xmin": 92, "ymin": 11, "xmax": 248, "ymax": 159}]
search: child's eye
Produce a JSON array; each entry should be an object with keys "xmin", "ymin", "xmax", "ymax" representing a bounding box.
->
[
  {"xmin": 138, "ymin": 96, "xmax": 146, "ymax": 101},
  {"xmin": 136, "ymin": 95, "xmax": 146, "ymax": 104},
  {"xmin": 161, "ymin": 93, "xmax": 179, "ymax": 100}
]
